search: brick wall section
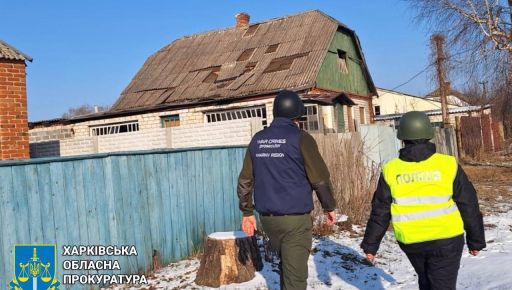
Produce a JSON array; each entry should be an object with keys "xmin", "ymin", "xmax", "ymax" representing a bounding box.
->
[
  {"xmin": 29, "ymin": 127, "xmax": 74, "ymax": 143},
  {"xmin": 97, "ymin": 128, "xmax": 168, "ymax": 153},
  {"xmin": 0, "ymin": 59, "xmax": 30, "ymax": 160},
  {"xmin": 30, "ymin": 137, "xmax": 98, "ymax": 158},
  {"xmin": 29, "ymin": 118, "xmax": 262, "ymax": 157},
  {"xmin": 170, "ymin": 118, "xmax": 262, "ymax": 148},
  {"xmin": 60, "ymin": 137, "xmax": 98, "ymax": 156},
  {"xmin": 69, "ymin": 98, "xmax": 273, "ymax": 138},
  {"xmin": 29, "ymin": 141, "xmax": 61, "ymax": 158}
]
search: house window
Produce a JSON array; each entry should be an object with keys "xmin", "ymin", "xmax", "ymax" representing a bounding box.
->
[
  {"xmin": 374, "ymin": 105, "xmax": 381, "ymax": 116},
  {"xmin": 359, "ymin": 107, "xmax": 366, "ymax": 124},
  {"xmin": 337, "ymin": 49, "xmax": 348, "ymax": 74},
  {"xmin": 265, "ymin": 44, "xmax": 279, "ymax": 54},
  {"xmin": 90, "ymin": 121, "xmax": 139, "ymax": 136},
  {"xmin": 161, "ymin": 115, "xmax": 180, "ymax": 128},
  {"xmin": 298, "ymin": 104, "xmax": 320, "ymax": 132},
  {"xmin": 205, "ymin": 106, "xmax": 267, "ymax": 127}
]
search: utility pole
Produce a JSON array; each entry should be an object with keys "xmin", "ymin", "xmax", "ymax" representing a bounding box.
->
[
  {"xmin": 432, "ymin": 33, "xmax": 450, "ymax": 127},
  {"xmin": 479, "ymin": 81, "xmax": 488, "ymax": 100}
]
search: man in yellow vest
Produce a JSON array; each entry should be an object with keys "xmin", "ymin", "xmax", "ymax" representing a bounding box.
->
[{"xmin": 361, "ymin": 111, "xmax": 486, "ymax": 290}]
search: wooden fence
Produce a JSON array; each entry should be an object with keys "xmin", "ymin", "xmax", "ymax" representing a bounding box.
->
[
  {"xmin": 457, "ymin": 115, "xmax": 505, "ymax": 158},
  {"xmin": 0, "ymin": 146, "xmax": 247, "ymax": 288}
]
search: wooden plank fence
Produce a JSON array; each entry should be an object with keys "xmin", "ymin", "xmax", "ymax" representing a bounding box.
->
[{"xmin": 0, "ymin": 146, "xmax": 247, "ymax": 289}]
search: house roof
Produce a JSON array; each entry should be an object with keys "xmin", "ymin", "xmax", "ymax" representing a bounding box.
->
[
  {"xmin": 376, "ymin": 87, "xmax": 425, "ymax": 99},
  {"xmin": 424, "ymin": 87, "xmax": 470, "ymax": 106},
  {"xmin": 110, "ymin": 10, "xmax": 371, "ymax": 113},
  {"xmin": 374, "ymin": 105, "xmax": 491, "ymax": 121},
  {"xmin": 0, "ymin": 40, "xmax": 32, "ymax": 62}
]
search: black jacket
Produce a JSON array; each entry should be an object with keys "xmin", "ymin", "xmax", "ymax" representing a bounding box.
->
[{"xmin": 361, "ymin": 142, "xmax": 486, "ymax": 255}]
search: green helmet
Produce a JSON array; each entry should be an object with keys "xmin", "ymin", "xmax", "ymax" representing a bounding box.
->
[{"xmin": 397, "ymin": 111, "xmax": 434, "ymax": 140}]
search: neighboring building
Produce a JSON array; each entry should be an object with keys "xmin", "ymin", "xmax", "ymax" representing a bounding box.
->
[
  {"xmin": 373, "ymin": 88, "xmax": 491, "ymax": 127},
  {"xmin": 29, "ymin": 10, "xmax": 377, "ymax": 158},
  {"xmin": 0, "ymin": 40, "xmax": 32, "ymax": 160},
  {"xmin": 374, "ymin": 104, "xmax": 492, "ymax": 127},
  {"xmin": 373, "ymin": 87, "xmax": 462, "ymax": 117},
  {"xmin": 424, "ymin": 87, "xmax": 470, "ymax": 107}
]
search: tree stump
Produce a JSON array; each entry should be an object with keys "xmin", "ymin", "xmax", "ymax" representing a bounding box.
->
[{"xmin": 195, "ymin": 231, "xmax": 263, "ymax": 287}]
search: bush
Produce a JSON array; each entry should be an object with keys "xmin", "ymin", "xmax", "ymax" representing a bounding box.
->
[{"xmin": 311, "ymin": 133, "xmax": 380, "ymax": 233}]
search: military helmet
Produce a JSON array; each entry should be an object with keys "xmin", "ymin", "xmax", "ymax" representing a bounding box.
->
[
  {"xmin": 273, "ymin": 90, "xmax": 305, "ymax": 120},
  {"xmin": 397, "ymin": 111, "xmax": 434, "ymax": 140}
]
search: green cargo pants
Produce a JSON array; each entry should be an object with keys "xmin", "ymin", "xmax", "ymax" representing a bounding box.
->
[{"xmin": 260, "ymin": 214, "xmax": 313, "ymax": 290}]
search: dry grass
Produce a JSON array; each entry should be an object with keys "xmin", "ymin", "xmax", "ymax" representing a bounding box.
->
[
  {"xmin": 463, "ymin": 165, "xmax": 512, "ymax": 184},
  {"xmin": 311, "ymin": 133, "xmax": 380, "ymax": 232},
  {"xmin": 462, "ymin": 165, "xmax": 512, "ymax": 215}
]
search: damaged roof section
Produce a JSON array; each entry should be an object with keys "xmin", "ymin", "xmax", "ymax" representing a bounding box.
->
[{"xmin": 111, "ymin": 10, "xmax": 342, "ymax": 112}]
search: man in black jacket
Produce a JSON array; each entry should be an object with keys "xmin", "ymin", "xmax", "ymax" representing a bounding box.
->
[
  {"xmin": 361, "ymin": 111, "xmax": 486, "ymax": 290},
  {"xmin": 237, "ymin": 90, "xmax": 337, "ymax": 290}
]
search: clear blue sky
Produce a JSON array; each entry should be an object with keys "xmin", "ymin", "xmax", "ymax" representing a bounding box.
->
[{"xmin": 3, "ymin": 0, "xmax": 434, "ymax": 121}]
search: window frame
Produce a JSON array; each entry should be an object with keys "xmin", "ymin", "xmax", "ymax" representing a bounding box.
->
[
  {"xmin": 297, "ymin": 104, "xmax": 321, "ymax": 132},
  {"xmin": 204, "ymin": 106, "xmax": 268, "ymax": 128},
  {"xmin": 90, "ymin": 121, "xmax": 140, "ymax": 136},
  {"xmin": 161, "ymin": 114, "xmax": 181, "ymax": 128},
  {"xmin": 336, "ymin": 49, "xmax": 349, "ymax": 74}
]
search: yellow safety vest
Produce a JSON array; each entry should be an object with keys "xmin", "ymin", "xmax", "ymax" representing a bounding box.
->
[{"xmin": 383, "ymin": 153, "xmax": 464, "ymax": 244}]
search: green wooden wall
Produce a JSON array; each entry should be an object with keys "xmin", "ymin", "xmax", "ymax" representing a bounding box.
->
[{"xmin": 315, "ymin": 30, "xmax": 371, "ymax": 96}]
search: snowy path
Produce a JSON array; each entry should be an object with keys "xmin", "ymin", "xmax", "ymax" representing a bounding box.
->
[{"xmin": 108, "ymin": 209, "xmax": 512, "ymax": 290}]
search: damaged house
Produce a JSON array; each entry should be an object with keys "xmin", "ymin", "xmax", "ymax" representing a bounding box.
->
[{"xmin": 29, "ymin": 10, "xmax": 376, "ymax": 158}]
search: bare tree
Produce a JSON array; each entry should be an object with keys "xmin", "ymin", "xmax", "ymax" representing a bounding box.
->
[
  {"xmin": 407, "ymin": 0, "xmax": 512, "ymax": 137},
  {"xmin": 408, "ymin": 0, "xmax": 511, "ymax": 79},
  {"xmin": 62, "ymin": 104, "xmax": 110, "ymax": 118}
]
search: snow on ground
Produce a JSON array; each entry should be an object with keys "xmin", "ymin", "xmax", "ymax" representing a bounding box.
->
[{"xmin": 108, "ymin": 209, "xmax": 512, "ymax": 290}]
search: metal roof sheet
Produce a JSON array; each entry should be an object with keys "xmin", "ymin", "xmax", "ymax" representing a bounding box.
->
[
  {"xmin": 374, "ymin": 105, "xmax": 492, "ymax": 121},
  {"xmin": 0, "ymin": 40, "xmax": 32, "ymax": 62},
  {"xmin": 110, "ymin": 10, "xmax": 345, "ymax": 112}
]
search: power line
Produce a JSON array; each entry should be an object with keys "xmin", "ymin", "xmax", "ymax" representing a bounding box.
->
[{"xmin": 377, "ymin": 47, "xmax": 474, "ymax": 98}]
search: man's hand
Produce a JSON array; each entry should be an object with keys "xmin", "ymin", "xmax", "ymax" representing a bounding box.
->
[
  {"xmin": 325, "ymin": 211, "xmax": 336, "ymax": 225},
  {"xmin": 469, "ymin": 250, "xmax": 480, "ymax": 256},
  {"xmin": 366, "ymin": 253, "xmax": 376, "ymax": 263},
  {"xmin": 242, "ymin": 216, "xmax": 257, "ymax": 236}
]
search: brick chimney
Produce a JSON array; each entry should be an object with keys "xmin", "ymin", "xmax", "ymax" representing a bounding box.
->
[
  {"xmin": 235, "ymin": 12, "xmax": 250, "ymax": 28},
  {"xmin": 0, "ymin": 41, "xmax": 32, "ymax": 160}
]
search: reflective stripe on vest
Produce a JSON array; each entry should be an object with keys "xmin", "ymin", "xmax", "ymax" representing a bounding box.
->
[
  {"xmin": 383, "ymin": 153, "xmax": 464, "ymax": 244},
  {"xmin": 392, "ymin": 204, "xmax": 458, "ymax": 222},
  {"xmin": 392, "ymin": 195, "xmax": 452, "ymax": 205}
]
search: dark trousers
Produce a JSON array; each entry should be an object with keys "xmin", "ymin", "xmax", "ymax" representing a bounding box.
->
[
  {"xmin": 403, "ymin": 235, "xmax": 464, "ymax": 290},
  {"xmin": 260, "ymin": 214, "xmax": 312, "ymax": 290}
]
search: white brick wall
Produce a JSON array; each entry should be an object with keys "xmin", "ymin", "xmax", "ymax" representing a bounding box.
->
[
  {"xmin": 170, "ymin": 118, "xmax": 262, "ymax": 149},
  {"xmin": 29, "ymin": 98, "xmax": 274, "ymax": 158},
  {"xmin": 65, "ymin": 98, "xmax": 273, "ymax": 138},
  {"xmin": 60, "ymin": 137, "xmax": 98, "ymax": 156},
  {"xmin": 97, "ymin": 128, "xmax": 169, "ymax": 153},
  {"xmin": 29, "ymin": 118, "xmax": 263, "ymax": 157}
]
